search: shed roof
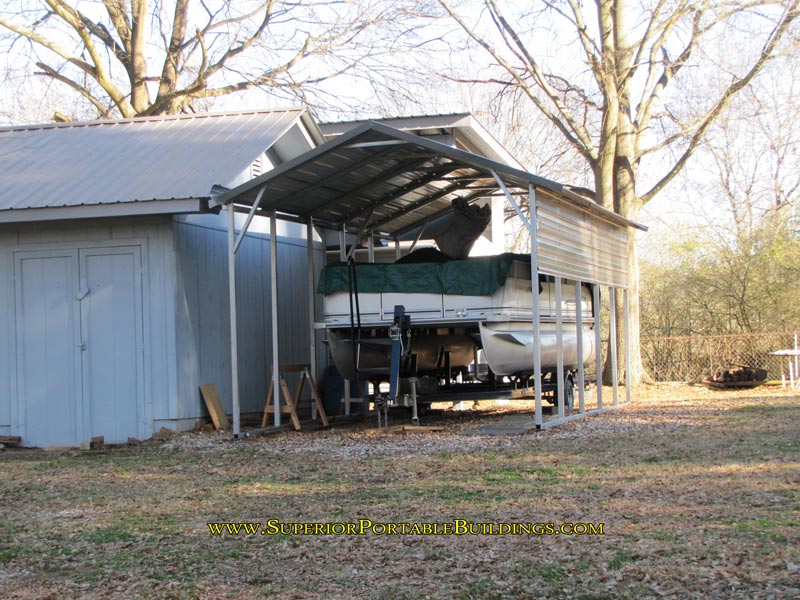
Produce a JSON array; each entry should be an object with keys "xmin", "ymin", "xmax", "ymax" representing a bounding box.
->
[
  {"xmin": 0, "ymin": 108, "xmax": 318, "ymax": 216},
  {"xmin": 216, "ymin": 121, "xmax": 644, "ymax": 237}
]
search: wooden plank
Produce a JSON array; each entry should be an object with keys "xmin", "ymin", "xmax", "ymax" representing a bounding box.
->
[
  {"xmin": 0, "ymin": 436, "xmax": 21, "ymax": 446},
  {"xmin": 280, "ymin": 363, "xmax": 311, "ymax": 373},
  {"xmin": 262, "ymin": 382, "xmax": 275, "ymax": 428},
  {"xmin": 279, "ymin": 378, "xmax": 302, "ymax": 431},
  {"xmin": 199, "ymin": 384, "xmax": 230, "ymax": 431},
  {"xmin": 401, "ymin": 425, "xmax": 445, "ymax": 433},
  {"xmin": 306, "ymin": 371, "xmax": 329, "ymax": 427}
]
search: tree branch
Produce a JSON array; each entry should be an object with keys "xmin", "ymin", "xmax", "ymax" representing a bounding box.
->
[
  {"xmin": 641, "ymin": 0, "xmax": 800, "ymax": 203},
  {"xmin": 35, "ymin": 62, "xmax": 112, "ymax": 118},
  {"xmin": 43, "ymin": 0, "xmax": 134, "ymax": 116},
  {"xmin": 437, "ymin": 0, "xmax": 596, "ymax": 163}
]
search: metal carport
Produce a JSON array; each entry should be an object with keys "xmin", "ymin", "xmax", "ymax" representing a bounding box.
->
[{"xmin": 214, "ymin": 121, "xmax": 646, "ymax": 435}]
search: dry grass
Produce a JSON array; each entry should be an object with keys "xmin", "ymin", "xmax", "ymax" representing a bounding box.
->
[{"xmin": 0, "ymin": 384, "xmax": 798, "ymax": 599}]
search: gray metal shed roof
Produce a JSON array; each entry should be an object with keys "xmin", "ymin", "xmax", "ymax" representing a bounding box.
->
[
  {"xmin": 217, "ymin": 121, "xmax": 645, "ymax": 236},
  {"xmin": 0, "ymin": 108, "xmax": 314, "ymax": 213}
]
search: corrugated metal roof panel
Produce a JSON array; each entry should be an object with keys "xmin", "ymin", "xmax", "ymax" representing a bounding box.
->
[
  {"xmin": 0, "ymin": 109, "xmax": 306, "ymax": 211},
  {"xmin": 218, "ymin": 122, "xmax": 645, "ymax": 243}
]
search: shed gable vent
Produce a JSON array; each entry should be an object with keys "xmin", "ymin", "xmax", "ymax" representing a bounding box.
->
[{"xmin": 250, "ymin": 155, "xmax": 265, "ymax": 179}]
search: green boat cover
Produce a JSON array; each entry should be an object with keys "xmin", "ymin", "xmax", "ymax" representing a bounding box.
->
[{"xmin": 317, "ymin": 253, "xmax": 526, "ymax": 296}]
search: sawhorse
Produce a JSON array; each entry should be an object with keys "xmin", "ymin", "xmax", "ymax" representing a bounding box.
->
[{"xmin": 262, "ymin": 364, "xmax": 329, "ymax": 430}]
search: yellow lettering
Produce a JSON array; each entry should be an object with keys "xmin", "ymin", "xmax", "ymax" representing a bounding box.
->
[
  {"xmin": 265, "ymin": 519, "xmax": 280, "ymax": 535},
  {"xmin": 225, "ymin": 523, "xmax": 242, "ymax": 534},
  {"xmin": 453, "ymin": 519, "xmax": 468, "ymax": 535},
  {"xmin": 358, "ymin": 519, "xmax": 372, "ymax": 535},
  {"xmin": 241, "ymin": 523, "xmax": 259, "ymax": 535}
]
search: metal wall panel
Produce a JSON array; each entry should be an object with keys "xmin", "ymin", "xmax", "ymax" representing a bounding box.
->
[
  {"xmin": 535, "ymin": 190, "xmax": 629, "ymax": 288},
  {"xmin": 0, "ymin": 233, "xmax": 11, "ymax": 434},
  {"xmin": 174, "ymin": 213, "xmax": 325, "ymax": 418}
]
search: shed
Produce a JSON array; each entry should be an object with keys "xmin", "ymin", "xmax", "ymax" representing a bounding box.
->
[
  {"xmin": 0, "ymin": 108, "xmax": 325, "ymax": 446},
  {"xmin": 0, "ymin": 108, "xmax": 527, "ymax": 447}
]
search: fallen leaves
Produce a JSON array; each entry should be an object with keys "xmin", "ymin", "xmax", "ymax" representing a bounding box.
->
[{"xmin": 0, "ymin": 384, "xmax": 797, "ymax": 599}]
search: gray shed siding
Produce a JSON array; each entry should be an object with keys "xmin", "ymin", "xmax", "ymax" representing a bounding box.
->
[
  {"xmin": 0, "ymin": 217, "xmax": 177, "ymax": 443},
  {"xmin": 172, "ymin": 213, "xmax": 326, "ymax": 423},
  {"xmin": 0, "ymin": 212, "xmax": 324, "ymax": 444}
]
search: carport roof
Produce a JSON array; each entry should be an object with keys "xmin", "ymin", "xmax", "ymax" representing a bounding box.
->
[{"xmin": 216, "ymin": 121, "xmax": 644, "ymax": 237}]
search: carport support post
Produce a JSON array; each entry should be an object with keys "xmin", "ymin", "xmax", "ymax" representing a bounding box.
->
[
  {"xmin": 624, "ymin": 289, "xmax": 632, "ymax": 404},
  {"xmin": 575, "ymin": 281, "xmax": 585, "ymax": 413},
  {"xmin": 594, "ymin": 284, "xmax": 603, "ymax": 410},
  {"xmin": 308, "ymin": 218, "xmax": 317, "ymax": 420},
  {"xmin": 610, "ymin": 287, "xmax": 619, "ymax": 407},
  {"xmin": 270, "ymin": 212, "xmax": 281, "ymax": 426},
  {"xmin": 227, "ymin": 204, "xmax": 241, "ymax": 437},
  {"xmin": 489, "ymin": 174, "xmax": 544, "ymax": 425},
  {"xmin": 528, "ymin": 185, "xmax": 543, "ymax": 427},
  {"xmin": 555, "ymin": 276, "xmax": 565, "ymax": 418},
  {"xmin": 340, "ymin": 224, "xmax": 351, "ymax": 415},
  {"xmin": 367, "ymin": 230, "xmax": 375, "ymax": 263}
]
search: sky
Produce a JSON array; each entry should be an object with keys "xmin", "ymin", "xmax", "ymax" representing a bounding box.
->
[{"xmin": 1, "ymin": 0, "xmax": 796, "ymax": 259}]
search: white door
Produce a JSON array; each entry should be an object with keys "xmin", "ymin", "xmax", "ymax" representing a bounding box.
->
[
  {"xmin": 79, "ymin": 247, "xmax": 144, "ymax": 443},
  {"xmin": 15, "ymin": 245, "xmax": 144, "ymax": 446},
  {"xmin": 15, "ymin": 250, "xmax": 83, "ymax": 446}
]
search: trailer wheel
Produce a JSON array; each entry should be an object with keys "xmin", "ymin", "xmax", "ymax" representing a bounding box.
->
[{"xmin": 564, "ymin": 375, "xmax": 575, "ymax": 414}]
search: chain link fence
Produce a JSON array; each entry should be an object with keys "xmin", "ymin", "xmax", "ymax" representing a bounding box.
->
[{"xmin": 641, "ymin": 331, "xmax": 798, "ymax": 382}]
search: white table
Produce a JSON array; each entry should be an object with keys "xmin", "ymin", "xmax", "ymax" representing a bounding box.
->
[{"xmin": 770, "ymin": 349, "xmax": 800, "ymax": 389}]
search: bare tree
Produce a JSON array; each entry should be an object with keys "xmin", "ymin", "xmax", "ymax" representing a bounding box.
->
[
  {"xmin": 640, "ymin": 66, "xmax": 800, "ymax": 338},
  {"xmin": 0, "ymin": 0, "xmax": 427, "ymax": 119},
  {"xmin": 435, "ymin": 0, "xmax": 800, "ymax": 383}
]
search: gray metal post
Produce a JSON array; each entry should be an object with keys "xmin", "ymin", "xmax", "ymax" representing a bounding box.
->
[
  {"xmin": 594, "ymin": 284, "xmax": 603, "ymax": 410},
  {"xmin": 340, "ymin": 224, "xmax": 351, "ymax": 415},
  {"xmin": 307, "ymin": 218, "xmax": 317, "ymax": 420},
  {"xmin": 609, "ymin": 287, "xmax": 619, "ymax": 407},
  {"xmin": 367, "ymin": 230, "xmax": 374, "ymax": 263},
  {"xmin": 529, "ymin": 185, "xmax": 543, "ymax": 427},
  {"xmin": 490, "ymin": 173, "xmax": 541, "ymax": 425},
  {"xmin": 575, "ymin": 280, "xmax": 585, "ymax": 413},
  {"xmin": 555, "ymin": 276, "xmax": 565, "ymax": 419},
  {"xmin": 395, "ymin": 238, "xmax": 401, "ymax": 260},
  {"xmin": 227, "ymin": 204, "xmax": 241, "ymax": 437},
  {"xmin": 270, "ymin": 212, "xmax": 281, "ymax": 426},
  {"xmin": 624, "ymin": 289, "xmax": 632, "ymax": 404}
]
